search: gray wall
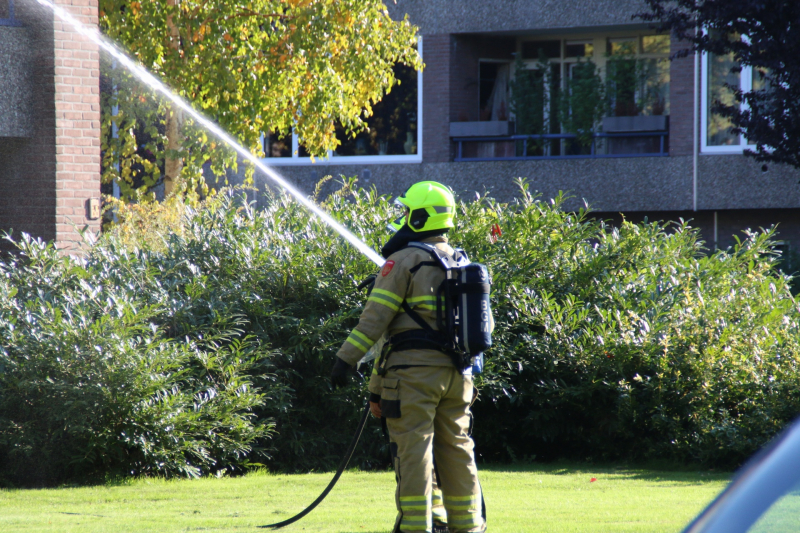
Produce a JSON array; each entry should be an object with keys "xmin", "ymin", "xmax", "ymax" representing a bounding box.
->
[
  {"xmin": 253, "ymin": 155, "xmax": 800, "ymax": 214},
  {"xmin": 0, "ymin": 0, "xmax": 58, "ymax": 248},
  {"xmin": 0, "ymin": 26, "xmax": 34, "ymax": 137},
  {"xmin": 386, "ymin": 0, "xmax": 651, "ymax": 34}
]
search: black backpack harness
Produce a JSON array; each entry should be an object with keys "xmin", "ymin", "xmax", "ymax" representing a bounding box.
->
[{"xmin": 377, "ymin": 242, "xmax": 492, "ymax": 373}]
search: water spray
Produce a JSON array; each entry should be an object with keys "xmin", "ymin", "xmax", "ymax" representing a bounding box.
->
[
  {"xmin": 38, "ymin": 1, "xmax": 388, "ymax": 526},
  {"xmin": 38, "ymin": 0, "xmax": 386, "ymax": 267}
]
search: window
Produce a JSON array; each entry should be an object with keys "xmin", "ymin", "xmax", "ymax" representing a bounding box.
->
[
  {"xmin": 521, "ymin": 40, "xmax": 560, "ymax": 60},
  {"xmin": 262, "ymin": 42, "xmax": 422, "ymax": 166},
  {"xmin": 516, "ymin": 34, "xmax": 670, "ymax": 120},
  {"xmin": 565, "ymin": 40, "xmax": 593, "ymax": 59},
  {"xmin": 479, "ymin": 61, "xmax": 511, "ymax": 121},
  {"xmin": 701, "ymin": 33, "xmax": 766, "ymax": 153},
  {"xmin": 605, "ymin": 36, "xmax": 670, "ymax": 117}
]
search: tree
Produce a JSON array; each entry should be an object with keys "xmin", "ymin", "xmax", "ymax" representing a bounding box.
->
[
  {"xmin": 636, "ymin": 0, "xmax": 800, "ymax": 170},
  {"xmin": 99, "ymin": 0, "xmax": 422, "ymax": 198},
  {"xmin": 558, "ymin": 60, "xmax": 605, "ymax": 153},
  {"xmin": 509, "ymin": 54, "xmax": 549, "ymax": 156}
]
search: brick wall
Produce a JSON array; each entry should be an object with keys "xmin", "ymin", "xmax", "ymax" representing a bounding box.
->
[
  {"xmin": 422, "ymin": 34, "xmax": 451, "ymax": 163},
  {"xmin": 0, "ymin": 0, "xmax": 100, "ymax": 254},
  {"xmin": 450, "ymin": 36, "xmax": 480, "ymax": 124},
  {"xmin": 669, "ymin": 34, "xmax": 696, "ymax": 157},
  {"xmin": 53, "ymin": 0, "xmax": 101, "ymax": 252}
]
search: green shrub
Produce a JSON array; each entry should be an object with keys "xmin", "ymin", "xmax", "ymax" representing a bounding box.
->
[
  {"xmin": 0, "ymin": 233, "xmax": 278, "ymax": 486},
  {"xmin": 461, "ymin": 185, "xmax": 800, "ymax": 467},
  {"xmin": 2, "ymin": 180, "xmax": 799, "ymax": 486}
]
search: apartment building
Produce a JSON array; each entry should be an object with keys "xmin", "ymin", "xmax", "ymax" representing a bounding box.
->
[
  {"xmin": 267, "ymin": 0, "xmax": 800, "ymax": 253},
  {"xmin": 2, "ymin": 0, "xmax": 799, "ymax": 255}
]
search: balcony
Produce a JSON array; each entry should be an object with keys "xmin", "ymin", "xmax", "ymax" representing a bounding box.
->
[{"xmin": 451, "ymin": 116, "xmax": 669, "ymax": 162}]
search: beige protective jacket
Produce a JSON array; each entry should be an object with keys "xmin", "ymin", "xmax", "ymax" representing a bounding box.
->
[{"xmin": 336, "ymin": 235, "xmax": 456, "ymax": 379}]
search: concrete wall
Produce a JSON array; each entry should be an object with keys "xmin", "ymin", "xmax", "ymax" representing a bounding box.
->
[
  {"xmin": 268, "ymin": 154, "xmax": 799, "ymax": 210},
  {"xmin": 0, "ymin": 0, "xmax": 101, "ymax": 253},
  {"xmin": 0, "ymin": 0, "xmax": 58, "ymax": 248},
  {"xmin": 387, "ymin": 0, "xmax": 651, "ymax": 35},
  {"xmin": 0, "ymin": 26, "xmax": 34, "ymax": 137}
]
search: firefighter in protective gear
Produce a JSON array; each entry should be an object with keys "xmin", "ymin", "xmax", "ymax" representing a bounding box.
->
[{"xmin": 331, "ymin": 181, "xmax": 487, "ymax": 533}]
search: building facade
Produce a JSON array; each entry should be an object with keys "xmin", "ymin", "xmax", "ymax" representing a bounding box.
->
[
  {"xmin": 264, "ymin": 0, "xmax": 800, "ymax": 254},
  {"xmin": 0, "ymin": 0, "xmax": 101, "ymax": 253},
  {"xmin": 2, "ymin": 0, "xmax": 799, "ymax": 255}
]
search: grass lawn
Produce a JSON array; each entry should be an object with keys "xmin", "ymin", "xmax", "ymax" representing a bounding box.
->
[{"xmin": 0, "ymin": 463, "xmax": 730, "ymax": 533}]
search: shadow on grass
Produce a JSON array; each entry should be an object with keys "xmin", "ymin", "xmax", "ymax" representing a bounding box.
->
[{"xmin": 480, "ymin": 460, "xmax": 733, "ymax": 484}]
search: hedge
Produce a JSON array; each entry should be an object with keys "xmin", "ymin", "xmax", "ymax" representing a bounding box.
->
[{"xmin": 1, "ymin": 180, "xmax": 798, "ymax": 486}]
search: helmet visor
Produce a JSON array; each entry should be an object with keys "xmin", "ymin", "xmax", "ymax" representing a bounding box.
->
[{"xmin": 387, "ymin": 214, "xmax": 405, "ymax": 233}]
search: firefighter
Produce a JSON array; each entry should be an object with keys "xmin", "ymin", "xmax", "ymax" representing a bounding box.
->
[{"xmin": 331, "ymin": 181, "xmax": 486, "ymax": 533}]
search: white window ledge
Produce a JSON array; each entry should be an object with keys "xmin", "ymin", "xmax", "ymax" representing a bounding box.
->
[{"xmin": 261, "ymin": 154, "xmax": 422, "ymax": 166}]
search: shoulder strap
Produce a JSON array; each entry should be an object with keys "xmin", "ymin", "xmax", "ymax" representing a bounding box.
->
[
  {"xmin": 398, "ymin": 242, "xmax": 450, "ymax": 336},
  {"xmin": 407, "ymin": 241, "xmax": 469, "ymax": 270}
]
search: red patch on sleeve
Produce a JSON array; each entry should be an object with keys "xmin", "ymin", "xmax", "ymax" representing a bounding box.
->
[{"xmin": 381, "ymin": 260, "xmax": 395, "ymax": 277}]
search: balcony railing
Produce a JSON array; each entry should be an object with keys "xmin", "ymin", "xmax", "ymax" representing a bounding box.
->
[
  {"xmin": 0, "ymin": 0, "xmax": 21, "ymax": 27},
  {"xmin": 453, "ymin": 131, "xmax": 669, "ymax": 162}
]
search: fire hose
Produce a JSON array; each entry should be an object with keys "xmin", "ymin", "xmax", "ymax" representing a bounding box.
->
[{"xmin": 259, "ymin": 398, "xmax": 371, "ymax": 529}]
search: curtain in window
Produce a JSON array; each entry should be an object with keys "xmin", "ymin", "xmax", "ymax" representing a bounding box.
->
[{"xmin": 486, "ymin": 64, "xmax": 510, "ymax": 121}]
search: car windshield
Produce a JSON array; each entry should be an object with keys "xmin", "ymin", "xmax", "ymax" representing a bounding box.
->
[{"xmin": 747, "ymin": 478, "xmax": 800, "ymax": 532}]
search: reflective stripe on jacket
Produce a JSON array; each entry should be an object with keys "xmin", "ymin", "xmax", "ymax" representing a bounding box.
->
[{"xmin": 336, "ymin": 235, "xmax": 454, "ymax": 370}]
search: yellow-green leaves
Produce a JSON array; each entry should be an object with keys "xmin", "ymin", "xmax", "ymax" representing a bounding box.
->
[{"xmin": 99, "ymin": 0, "xmax": 422, "ymax": 200}]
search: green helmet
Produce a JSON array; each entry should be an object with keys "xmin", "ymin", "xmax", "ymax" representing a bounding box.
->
[{"xmin": 390, "ymin": 181, "xmax": 456, "ymax": 233}]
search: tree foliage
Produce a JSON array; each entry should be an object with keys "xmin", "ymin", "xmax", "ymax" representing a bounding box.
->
[
  {"xmin": 99, "ymin": 0, "xmax": 422, "ymax": 198},
  {"xmin": 558, "ymin": 60, "xmax": 606, "ymax": 150},
  {"xmin": 636, "ymin": 0, "xmax": 800, "ymax": 169}
]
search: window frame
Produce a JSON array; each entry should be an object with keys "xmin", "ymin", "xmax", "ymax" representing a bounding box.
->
[{"xmin": 261, "ymin": 38, "xmax": 423, "ymax": 166}]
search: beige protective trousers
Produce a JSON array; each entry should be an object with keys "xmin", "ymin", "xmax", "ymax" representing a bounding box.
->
[{"xmin": 382, "ymin": 365, "xmax": 485, "ymax": 533}]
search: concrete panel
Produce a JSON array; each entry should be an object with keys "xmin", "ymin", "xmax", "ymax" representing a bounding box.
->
[
  {"xmin": 387, "ymin": 0, "xmax": 651, "ymax": 35},
  {"xmin": 0, "ymin": 26, "xmax": 33, "ymax": 137},
  {"xmin": 450, "ymin": 121, "xmax": 514, "ymax": 137},
  {"xmin": 696, "ymin": 155, "xmax": 800, "ymax": 211},
  {"xmin": 245, "ymin": 153, "xmax": 800, "ymax": 216}
]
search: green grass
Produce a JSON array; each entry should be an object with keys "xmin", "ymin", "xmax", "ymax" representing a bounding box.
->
[
  {"xmin": 0, "ymin": 464, "xmax": 730, "ymax": 533},
  {"xmin": 749, "ymin": 489, "xmax": 800, "ymax": 533}
]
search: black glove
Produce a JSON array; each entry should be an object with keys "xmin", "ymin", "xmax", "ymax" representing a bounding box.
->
[{"xmin": 330, "ymin": 357, "xmax": 352, "ymax": 389}]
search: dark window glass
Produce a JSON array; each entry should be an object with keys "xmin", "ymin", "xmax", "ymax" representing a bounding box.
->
[
  {"xmin": 707, "ymin": 50, "xmax": 739, "ymax": 146},
  {"xmin": 521, "ymin": 40, "xmax": 561, "ymax": 60},
  {"xmin": 0, "ymin": 1, "xmax": 10, "ymax": 19},
  {"xmin": 606, "ymin": 55, "xmax": 639, "ymax": 116},
  {"xmin": 479, "ymin": 62, "xmax": 500, "ymax": 120},
  {"xmin": 263, "ymin": 132, "xmax": 291, "ymax": 158},
  {"xmin": 565, "ymin": 42, "xmax": 593, "ymax": 58},
  {"xmin": 334, "ymin": 64, "xmax": 418, "ymax": 156}
]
